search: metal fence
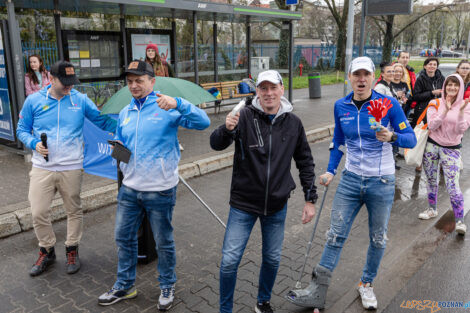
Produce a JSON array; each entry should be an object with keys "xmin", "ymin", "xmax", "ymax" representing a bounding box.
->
[
  {"xmin": 22, "ymin": 40, "xmax": 384, "ymax": 73},
  {"xmin": 22, "ymin": 41, "xmax": 59, "ymax": 71}
]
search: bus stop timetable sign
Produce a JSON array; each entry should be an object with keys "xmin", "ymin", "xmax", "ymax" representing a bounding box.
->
[{"xmin": 286, "ymin": 0, "xmax": 299, "ymax": 5}]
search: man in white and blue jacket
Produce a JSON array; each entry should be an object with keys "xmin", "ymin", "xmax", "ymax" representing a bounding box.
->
[
  {"xmin": 287, "ymin": 57, "xmax": 416, "ymax": 310},
  {"xmin": 17, "ymin": 61, "xmax": 117, "ymax": 277},
  {"xmin": 98, "ymin": 60, "xmax": 210, "ymax": 310}
]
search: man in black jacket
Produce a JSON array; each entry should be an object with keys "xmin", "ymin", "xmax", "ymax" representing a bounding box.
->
[{"xmin": 210, "ymin": 70, "xmax": 318, "ymax": 313}]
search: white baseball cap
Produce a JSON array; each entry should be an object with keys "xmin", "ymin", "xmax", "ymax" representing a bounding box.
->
[
  {"xmin": 348, "ymin": 56, "xmax": 375, "ymax": 73},
  {"xmin": 256, "ymin": 70, "xmax": 283, "ymax": 87}
]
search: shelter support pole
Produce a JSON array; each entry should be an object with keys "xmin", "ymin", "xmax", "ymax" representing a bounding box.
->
[
  {"xmin": 343, "ymin": 0, "xmax": 354, "ymax": 97},
  {"xmin": 213, "ymin": 22, "xmax": 218, "ymax": 82},
  {"xmin": 171, "ymin": 17, "xmax": 178, "ymax": 77},
  {"xmin": 359, "ymin": 0, "xmax": 366, "ymax": 56},
  {"xmin": 193, "ymin": 11, "xmax": 199, "ymax": 85},
  {"xmin": 246, "ymin": 19, "xmax": 251, "ymax": 78},
  {"xmin": 6, "ymin": 1, "xmax": 25, "ymax": 151},
  {"xmin": 6, "ymin": 0, "xmax": 25, "ymax": 112},
  {"xmin": 288, "ymin": 20, "xmax": 294, "ymax": 103},
  {"xmin": 54, "ymin": 0, "xmax": 64, "ymax": 61},
  {"xmin": 120, "ymin": 4, "xmax": 128, "ymax": 69},
  {"xmin": 2, "ymin": 20, "xmax": 21, "ymax": 149}
]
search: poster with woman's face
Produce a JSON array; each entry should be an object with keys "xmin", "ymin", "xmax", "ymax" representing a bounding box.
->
[{"xmin": 130, "ymin": 34, "xmax": 171, "ymax": 62}]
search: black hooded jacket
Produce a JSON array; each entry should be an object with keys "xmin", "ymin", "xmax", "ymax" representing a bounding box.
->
[
  {"xmin": 210, "ymin": 97, "xmax": 318, "ymax": 216},
  {"xmin": 411, "ymin": 68, "xmax": 445, "ymax": 127}
]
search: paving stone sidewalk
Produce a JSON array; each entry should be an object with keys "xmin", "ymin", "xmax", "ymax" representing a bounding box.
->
[{"xmin": 1, "ymin": 136, "xmax": 470, "ymax": 313}]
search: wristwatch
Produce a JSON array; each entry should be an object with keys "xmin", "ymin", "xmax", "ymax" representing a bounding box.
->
[{"xmin": 390, "ymin": 132, "xmax": 398, "ymax": 143}]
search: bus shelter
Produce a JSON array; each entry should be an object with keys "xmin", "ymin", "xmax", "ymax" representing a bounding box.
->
[{"xmin": 0, "ymin": 0, "xmax": 301, "ymax": 151}]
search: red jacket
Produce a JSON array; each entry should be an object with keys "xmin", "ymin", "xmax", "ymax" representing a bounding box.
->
[{"xmin": 464, "ymin": 84, "xmax": 470, "ymax": 100}]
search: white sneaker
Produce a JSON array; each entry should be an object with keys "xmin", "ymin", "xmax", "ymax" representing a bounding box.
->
[
  {"xmin": 357, "ymin": 282, "xmax": 377, "ymax": 310},
  {"xmin": 418, "ymin": 208, "xmax": 438, "ymax": 220},
  {"xmin": 456, "ymin": 221, "xmax": 467, "ymax": 235},
  {"xmin": 158, "ymin": 285, "xmax": 175, "ymax": 311}
]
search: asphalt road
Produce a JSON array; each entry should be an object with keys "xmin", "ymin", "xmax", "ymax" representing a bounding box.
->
[{"xmin": 383, "ymin": 230, "xmax": 470, "ymax": 313}]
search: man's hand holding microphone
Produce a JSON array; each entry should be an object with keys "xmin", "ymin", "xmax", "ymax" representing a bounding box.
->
[{"xmin": 36, "ymin": 133, "xmax": 49, "ymax": 161}]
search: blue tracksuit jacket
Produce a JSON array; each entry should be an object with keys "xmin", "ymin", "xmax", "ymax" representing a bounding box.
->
[
  {"xmin": 115, "ymin": 92, "xmax": 210, "ymax": 191},
  {"xmin": 17, "ymin": 86, "xmax": 117, "ymax": 171},
  {"xmin": 327, "ymin": 90, "xmax": 417, "ymax": 177}
]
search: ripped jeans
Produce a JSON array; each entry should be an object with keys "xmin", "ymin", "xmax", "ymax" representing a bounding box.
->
[{"xmin": 319, "ymin": 170, "xmax": 395, "ymax": 284}]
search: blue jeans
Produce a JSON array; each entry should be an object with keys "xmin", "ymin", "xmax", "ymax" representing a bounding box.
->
[
  {"xmin": 219, "ymin": 205, "xmax": 287, "ymax": 313},
  {"xmin": 113, "ymin": 185, "xmax": 177, "ymax": 291},
  {"xmin": 319, "ymin": 170, "xmax": 395, "ymax": 283}
]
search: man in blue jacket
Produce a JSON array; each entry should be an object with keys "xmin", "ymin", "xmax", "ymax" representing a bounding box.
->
[
  {"xmin": 287, "ymin": 57, "xmax": 417, "ymax": 310},
  {"xmin": 98, "ymin": 60, "xmax": 210, "ymax": 310},
  {"xmin": 17, "ymin": 61, "xmax": 117, "ymax": 277}
]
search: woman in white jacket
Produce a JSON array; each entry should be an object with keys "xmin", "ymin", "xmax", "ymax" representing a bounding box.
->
[{"xmin": 374, "ymin": 62, "xmax": 395, "ymax": 97}]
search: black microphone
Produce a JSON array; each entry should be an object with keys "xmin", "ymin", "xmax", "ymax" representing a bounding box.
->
[{"xmin": 40, "ymin": 133, "xmax": 48, "ymax": 162}]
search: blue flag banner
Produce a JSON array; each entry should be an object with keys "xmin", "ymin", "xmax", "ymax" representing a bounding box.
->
[{"xmin": 83, "ymin": 115, "xmax": 118, "ymax": 180}]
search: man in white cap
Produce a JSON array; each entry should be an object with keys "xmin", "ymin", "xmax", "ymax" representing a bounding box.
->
[
  {"xmin": 210, "ymin": 69, "xmax": 319, "ymax": 313},
  {"xmin": 286, "ymin": 57, "xmax": 416, "ymax": 310}
]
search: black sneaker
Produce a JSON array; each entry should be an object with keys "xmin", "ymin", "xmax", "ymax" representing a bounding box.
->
[
  {"xmin": 66, "ymin": 245, "xmax": 80, "ymax": 274},
  {"xmin": 30, "ymin": 247, "xmax": 56, "ymax": 277},
  {"xmin": 255, "ymin": 301, "xmax": 274, "ymax": 313},
  {"xmin": 98, "ymin": 286, "xmax": 137, "ymax": 306}
]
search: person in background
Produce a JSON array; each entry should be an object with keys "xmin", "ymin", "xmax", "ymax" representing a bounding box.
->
[
  {"xmin": 411, "ymin": 57, "xmax": 445, "ymax": 172},
  {"xmin": 145, "ymin": 43, "xmax": 174, "ymax": 77},
  {"xmin": 391, "ymin": 63, "xmax": 410, "ymax": 116},
  {"xmin": 396, "ymin": 51, "xmax": 416, "ymax": 93},
  {"xmin": 374, "ymin": 62, "xmax": 395, "ymax": 98},
  {"xmin": 375, "ymin": 51, "xmax": 416, "ymax": 93},
  {"xmin": 25, "ymin": 54, "xmax": 51, "ymax": 96},
  {"xmin": 455, "ymin": 60, "xmax": 470, "ymax": 100},
  {"xmin": 390, "ymin": 63, "xmax": 411, "ymax": 167},
  {"xmin": 418, "ymin": 74, "xmax": 470, "ymax": 236},
  {"xmin": 412, "ymin": 57, "xmax": 445, "ymax": 129}
]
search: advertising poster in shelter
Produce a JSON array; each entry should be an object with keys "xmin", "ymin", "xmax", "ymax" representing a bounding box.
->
[
  {"xmin": 0, "ymin": 26, "xmax": 14, "ymax": 141},
  {"xmin": 130, "ymin": 33, "xmax": 171, "ymax": 63}
]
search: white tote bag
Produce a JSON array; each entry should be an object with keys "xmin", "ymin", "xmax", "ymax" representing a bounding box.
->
[
  {"xmin": 404, "ymin": 99, "xmax": 440, "ymax": 167},
  {"xmin": 404, "ymin": 123, "xmax": 428, "ymax": 167}
]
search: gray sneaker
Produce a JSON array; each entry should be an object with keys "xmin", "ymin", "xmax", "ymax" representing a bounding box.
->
[
  {"xmin": 158, "ymin": 285, "xmax": 175, "ymax": 311},
  {"xmin": 98, "ymin": 285, "xmax": 137, "ymax": 306}
]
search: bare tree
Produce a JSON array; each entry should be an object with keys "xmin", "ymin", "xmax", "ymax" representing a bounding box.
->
[
  {"xmin": 449, "ymin": 1, "xmax": 470, "ymax": 50},
  {"xmin": 371, "ymin": 2, "xmax": 449, "ymax": 62}
]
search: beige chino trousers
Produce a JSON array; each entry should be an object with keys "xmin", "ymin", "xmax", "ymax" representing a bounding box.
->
[{"xmin": 28, "ymin": 167, "xmax": 83, "ymax": 248}]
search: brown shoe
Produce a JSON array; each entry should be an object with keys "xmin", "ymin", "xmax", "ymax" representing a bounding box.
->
[{"xmin": 415, "ymin": 166, "xmax": 422, "ymax": 172}]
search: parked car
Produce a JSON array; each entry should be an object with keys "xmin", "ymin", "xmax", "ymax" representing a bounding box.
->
[
  {"xmin": 392, "ymin": 49, "xmax": 402, "ymax": 57},
  {"xmin": 419, "ymin": 49, "xmax": 436, "ymax": 57},
  {"xmin": 440, "ymin": 50, "xmax": 462, "ymax": 58},
  {"xmin": 438, "ymin": 63, "xmax": 458, "ymax": 78},
  {"xmin": 365, "ymin": 48, "xmax": 382, "ymax": 57}
]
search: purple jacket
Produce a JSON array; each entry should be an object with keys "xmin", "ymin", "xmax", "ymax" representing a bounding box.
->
[{"xmin": 25, "ymin": 71, "xmax": 51, "ymax": 96}]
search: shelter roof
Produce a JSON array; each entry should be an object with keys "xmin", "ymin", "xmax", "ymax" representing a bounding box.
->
[{"xmin": 1, "ymin": 0, "xmax": 302, "ymax": 22}]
